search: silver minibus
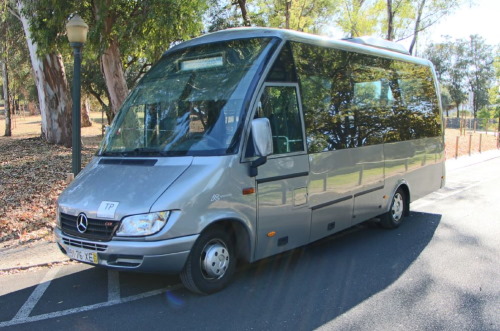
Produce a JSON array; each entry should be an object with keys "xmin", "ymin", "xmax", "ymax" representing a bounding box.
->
[{"xmin": 55, "ymin": 28, "xmax": 445, "ymax": 294}]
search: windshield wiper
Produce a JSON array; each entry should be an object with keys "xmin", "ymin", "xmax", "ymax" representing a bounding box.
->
[{"xmin": 122, "ymin": 148, "xmax": 165, "ymax": 156}]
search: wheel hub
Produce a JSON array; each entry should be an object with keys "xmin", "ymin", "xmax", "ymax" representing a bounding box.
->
[
  {"xmin": 392, "ymin": 193, "xmax": 404, "ymax": 221},
  {"xmin": 201, "ymin": 240, "xmax": 230, "ymax": 279}
]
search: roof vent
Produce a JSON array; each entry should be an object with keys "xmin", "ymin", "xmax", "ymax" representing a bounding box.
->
[{"xmin": 343, "ymin": 36, "xmax": 410, "ymax": 55}]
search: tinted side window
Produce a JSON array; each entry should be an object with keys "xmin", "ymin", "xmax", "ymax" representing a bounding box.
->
[
  {"xmin": 291, "ymin": 42, "xmax": 442, "ymax": 152},
  {"xmin": 394, "ymin": 62, "xmax": 442, "ymax": 139},
  {"xmin": 291, "ymin": 43, "xmax": 388, "ymax": 152}
]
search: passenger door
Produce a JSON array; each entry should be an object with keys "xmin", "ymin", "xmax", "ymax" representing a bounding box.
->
[{"xmin": 252, "ymin": 84, "xmax": 311, "ymax": 260}]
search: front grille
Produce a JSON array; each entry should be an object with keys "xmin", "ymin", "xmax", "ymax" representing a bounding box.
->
[
  {"xmin": 61, "ymin": 213, "xmax": 120, "ymax": 241},
  {"xmin": 63, "ymin": 238, "xmax": 108, "ymax": 252}
]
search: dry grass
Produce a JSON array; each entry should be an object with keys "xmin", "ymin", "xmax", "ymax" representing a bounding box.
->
[{"xmin": 0, "ymin": 111, "xmax": 105, "ymax": 243}]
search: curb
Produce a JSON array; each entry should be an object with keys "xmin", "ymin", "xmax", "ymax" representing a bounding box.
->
[{"xmin": 0, "ymin": 259, "xmax": 72, "ymax": 274}]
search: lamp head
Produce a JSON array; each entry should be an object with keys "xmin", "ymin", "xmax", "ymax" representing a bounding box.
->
[{"xmin": 66, "ymin": 14, "xmax": 88, "ymax": 44}]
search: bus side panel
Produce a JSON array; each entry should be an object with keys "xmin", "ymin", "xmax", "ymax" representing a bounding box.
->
[
  {"xmin": 403, "ymin": 137, "xmax": 445, "ymax": 202},
  {"xmin": 352, "ymin": 144, "xmax": 385, "ymax": 223},
  {"xmin": 308, "ymin": 149, "xmax": 355, "ymax": 242},
  {"xmin": 308, "ymin": 144, "xmax": 384, "ymax": 243},
  {"xmin": 384, "ymin": 137, "xmax": 445, "ymax": 204}
]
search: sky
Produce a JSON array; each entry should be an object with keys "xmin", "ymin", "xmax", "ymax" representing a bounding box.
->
[{"xmin": 423, "ymin": 0, "xmax": 500, "ymax": 46}]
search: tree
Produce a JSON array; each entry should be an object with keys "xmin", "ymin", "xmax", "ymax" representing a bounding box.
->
[
  {"xmin": 424, "ymin": 38, "xmax": 469, "ymax": 118},
  {"xmin": 464, "ymin": 35, "xmax": 495, "ymax": 118},
  {"xmin": 9, "ymin": 0, "xmax": 73, "ymax": 146},
  {"xmin": 333, "ymin": 0, "xmax": 462, "ymax": 55},
  {"xmin": 254, "ymin": 0, "xmax": 337, "ymax": 32},
  {"xmin": 0, "ymin": 5, "xmax": 12, "ymax": 137},
  {"xmin": 26, "ymin": 0, "xmax": 207, "ymax": 121},
  {"xmin": 1, "ymin": 61, "xmax": 11, "ymax": 136},
  {"xmin": 335, "ymin": 0, "xmax": 384, "ymax": 37},
  {"xmin": 1, "ymin": 2, "xmax": 34, "ymax": 136}
]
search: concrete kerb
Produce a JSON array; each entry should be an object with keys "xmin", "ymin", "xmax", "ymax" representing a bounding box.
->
[
  {"xmin": 0, "ymin": 239, "xmax": 71, "ymax": 273},
  {"xmin": 1, "ymin": 149, "xmax": 500, "ymax": 273}
]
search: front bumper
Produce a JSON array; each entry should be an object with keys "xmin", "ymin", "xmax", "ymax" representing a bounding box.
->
[{"xmin": 54, "ymin": 227, "xmax": 198, "ymax": 274}]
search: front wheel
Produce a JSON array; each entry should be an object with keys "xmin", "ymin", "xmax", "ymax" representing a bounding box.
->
[
  {"xmin": 380, "ymin": 188, "xmax": 407, "ymax": 229},
  {"xmin": 180, "ymin": 226, "xmax": 236, "ymax": 294}
]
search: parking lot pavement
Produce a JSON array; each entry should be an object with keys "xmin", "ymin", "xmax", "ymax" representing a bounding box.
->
[{"xmin": 0, "ymin": 263, "xmax": 183, "ymax": 328}]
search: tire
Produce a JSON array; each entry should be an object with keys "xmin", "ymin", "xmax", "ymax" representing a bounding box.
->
[
  {"xmin": 380, "ymin": 188, "xmax": 406, "ymax": 229},
  {"xmin": 180, "ymin": 226, "xmax": 236, "ymax": 295}
]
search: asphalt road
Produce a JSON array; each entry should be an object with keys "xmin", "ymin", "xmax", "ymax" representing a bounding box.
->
[{"xmin": 1, "ymin": 155, "xmax": 499, "ymax": 330}]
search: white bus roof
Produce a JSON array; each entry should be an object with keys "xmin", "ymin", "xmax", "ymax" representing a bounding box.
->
[{"xmin": 167, "ymin": 27, "xmax": 431, "ymax": 66}]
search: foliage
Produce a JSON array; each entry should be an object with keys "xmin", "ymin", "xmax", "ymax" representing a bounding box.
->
[
  {"xmin": 332, "ymin": 0, "xmax": 462, "ymax": 54},
  {"xmin": 424, "ymin": 36, "xmax": 495, "ymax": 118},
  {"xmin": 464, "ymin": 35, "xmax": 495, "ymax": 117},
  {"xmin": 335, "ymin": 0, "xmax": 385, "ymax": 37},
  {"xmin": 206, "ymin": 0, "xmax": 338, "ymax": 33},
  {"xmin": 19, "ymin": 0, "xmax": 207, "ymax": 122}
]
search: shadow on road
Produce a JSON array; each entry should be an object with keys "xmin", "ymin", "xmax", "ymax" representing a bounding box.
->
[{"xmin": 0, "ymin": 211, "xmax": 440, "ymax": 330}]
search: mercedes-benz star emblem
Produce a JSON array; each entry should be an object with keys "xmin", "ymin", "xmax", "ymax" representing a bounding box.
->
[{"xmin": 76, "ymin": 213, "xmax": 89, "ymax": 234}]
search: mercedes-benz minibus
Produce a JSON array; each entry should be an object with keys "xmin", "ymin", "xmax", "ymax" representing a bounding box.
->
[{"xmin": 55, "ymin": 28, "xmax": 445, "ymax": 294}]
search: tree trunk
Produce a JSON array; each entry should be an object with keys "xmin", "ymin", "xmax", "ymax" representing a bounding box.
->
[
  {"xmin": 237, "ymin": 0, "xmax": 251, "ymax": 26},
  {"xmin": 100, "ymin": 38, "xmax": 129, "ymax": 115},
  {"xmin": 17, "ymin": 1, "xmax": 73, "ymax": 147},
  {"xmin": 409, "ymin": 0, "xmax": 426, "ymax": 55},
  {"xmin": 285, "ymin": 0, "xmax": 291, "ymax": 29},
  {"xmin": 2, "ymin": 61, "xmax": 12, "ymax": 137},
  {"xmin": 93, "ymin": 0, "xmax": 128, "ymax": 116},
  {"xmin": 82, "ymin": 98, "xmax": 92, "ymax": 127},
  {"xmin": 386, "ymin": 0, "xmax": 394, "ymax": 40},
  {"xmin": 42, "ymin": 53, "xmax": 73, "ymax": 146}
]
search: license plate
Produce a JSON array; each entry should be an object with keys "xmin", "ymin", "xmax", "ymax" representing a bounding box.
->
[{"xmin": 67, "ymin": 247, "xmax": 98, "ymax": 264}]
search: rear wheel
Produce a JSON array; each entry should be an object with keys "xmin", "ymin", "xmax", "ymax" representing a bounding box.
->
[
  {"xmin": 180, "ymin": 226, "xmax": 236, "ymax": 294},
  {"xmin": 380, "ymin": 188, "xmax": 406, "ymax": 229}
]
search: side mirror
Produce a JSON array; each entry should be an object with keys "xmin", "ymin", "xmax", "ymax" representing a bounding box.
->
[
  {"xmin": 251, "ymin": 118, "xmax": 273, "ymax": 157},
  {"xmin": 249, "ymin": 118, "xmax": 273, "ymax": 177}
]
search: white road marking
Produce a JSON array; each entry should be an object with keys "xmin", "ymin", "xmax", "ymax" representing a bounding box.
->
[
  {"xmin": 11, "ymin": 267, "xmax": 60, "ymax": 321},
  {"xmin": 107, "ymin": 270, "xmax": 120, "ymax": 302},
  {"xmin": 0, "ymin": 284, "xmax": 184, "ymax": 328}
]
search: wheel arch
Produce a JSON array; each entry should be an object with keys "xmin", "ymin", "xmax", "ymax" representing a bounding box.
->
[{"xmin": 200, "ymin": 218, "xmax": 253, "ymax": 263}]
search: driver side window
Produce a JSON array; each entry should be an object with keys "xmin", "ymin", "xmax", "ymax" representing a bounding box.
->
[{"xmin": 256, "ymin": 86, "xmax": 304, "ymax": 155}]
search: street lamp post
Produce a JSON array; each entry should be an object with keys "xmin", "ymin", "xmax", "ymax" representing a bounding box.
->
[{"xmin": 66, "ymin": 14, "xmax": 88, "ymax": 176}]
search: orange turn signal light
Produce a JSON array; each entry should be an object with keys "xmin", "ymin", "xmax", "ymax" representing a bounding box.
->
[
  {"xmin": 242, "ymin": 187, "xmax": 255, "ymax": 195},
  {"xmin": 267, "ymin": 231, "xmax": 276, "ymax": 237}
]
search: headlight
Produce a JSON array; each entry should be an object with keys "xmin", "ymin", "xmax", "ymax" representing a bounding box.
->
[{"xmin": 116, "ymin": 211, "xmax": 170, "ymax": 237}]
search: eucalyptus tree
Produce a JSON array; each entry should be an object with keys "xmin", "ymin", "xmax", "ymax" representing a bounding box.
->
[
  {"xmin": 8, "ymin": 0, "xmax": 74, "ymax": 146},
  {"xmin": 87, "ymin": 0, "xmax": 208, "ymax": 115},
  {"xmin": 13, "ymin": 0, "xmax": 208, "ymax": 139}
]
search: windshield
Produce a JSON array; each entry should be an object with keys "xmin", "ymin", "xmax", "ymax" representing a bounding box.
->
[{"xmin": 98, "ymin": 37, "xmax": 274, "ymax": 157}]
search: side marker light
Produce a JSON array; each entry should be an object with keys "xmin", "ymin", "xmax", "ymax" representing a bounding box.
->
[{"xmin": 243, "ymin": 187, "xmax": 255, "ymax": 195}]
